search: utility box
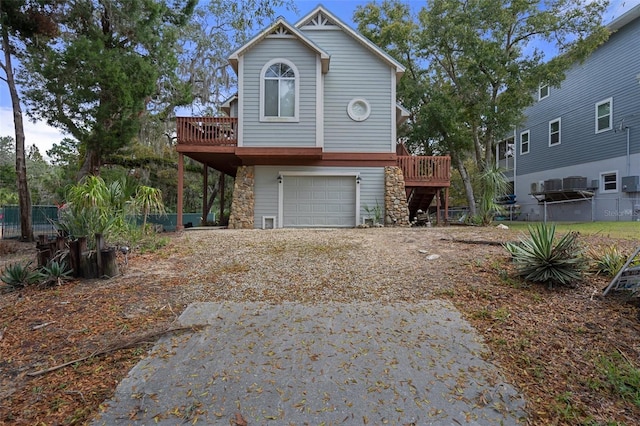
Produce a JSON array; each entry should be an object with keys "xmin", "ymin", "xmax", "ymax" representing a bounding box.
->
[{"xmin": 622, "ymin": 176, "xmax": 640, "ymax": 192}]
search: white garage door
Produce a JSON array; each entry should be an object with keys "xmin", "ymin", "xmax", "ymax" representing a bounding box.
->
[{"xmin": 283, "ymin": 176, "xmax": 356, "ymax": 227}]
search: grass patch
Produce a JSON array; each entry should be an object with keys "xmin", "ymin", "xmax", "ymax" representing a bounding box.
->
[
  {"xmin": 597, "ymin": 351, "xmax": 640, "ymax": 407},
  {"xmin": 507, "ymin": 221, "xmax": 639, "ymax": 240}
]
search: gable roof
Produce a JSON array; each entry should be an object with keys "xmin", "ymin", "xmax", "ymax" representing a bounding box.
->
[
  {"xmin": 295, "ymin": 5, "xmax": 405, "ymax": 80},
  {"xmin": 228, "ymin": 18, "xmax": 330, "ymax": 74}
]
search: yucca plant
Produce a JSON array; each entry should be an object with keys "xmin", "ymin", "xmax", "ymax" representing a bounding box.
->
[
  {"xmin": 504, "ymin": 223, "xmax": 585, "ymax": 287},
  {"xmin": 1, "ymin": 262, "xmax": 43, "ymax": 291},
  {"xmin": 587, "ymin": 245, "xmax": 631, "ymax": 277}
]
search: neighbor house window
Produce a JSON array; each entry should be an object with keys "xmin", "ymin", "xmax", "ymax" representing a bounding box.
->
[
  {"xmin": 520, "ymin": 130, "xmax": 530, "ymax": 154},
  {"xmin": 549, "ymin": 118, "xmax": 561, "ymax": 146},
  {"xmin": 595, "ymin": 97, "xmax": 613, "ymax": 133},
  {"xmin": 539, "ymin": 84, "xmax": 549, "ymax": 101},
  {"xmin": 260, "ymin": 59, "xmax": 299, "ymax": 122},
  {"xmin": 600, "ymin": 171, "xmax": 618, "ymax": 193}
]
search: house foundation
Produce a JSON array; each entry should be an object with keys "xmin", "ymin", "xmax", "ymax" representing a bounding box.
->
[
  {"xmin": 228, "ymin": 166, "xmax": 255, "ymax": 229},
  {"xmin": 384, "ymin": 166, "xmax": 410, "ymax": 226}
]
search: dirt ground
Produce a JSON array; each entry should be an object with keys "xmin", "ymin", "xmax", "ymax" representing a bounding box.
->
[{"xmin": 1, "ymin": 226, "xmax": 639, "ymax": 425}]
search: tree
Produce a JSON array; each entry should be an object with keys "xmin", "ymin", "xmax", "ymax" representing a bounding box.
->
[
  {"xmin": 0, "ymin": 0, "xmax": 59, "ymax": 241},
  {"xmin": 20, "ymin": 0, "xmax": 196, "ymax": 179},
  {"xmin": 0, "ymin": 135, "xmax": 17, "ymax": 204},
  {"xmin": 355, "ymin": 0, "xmax": 609, "ymax": 218}
]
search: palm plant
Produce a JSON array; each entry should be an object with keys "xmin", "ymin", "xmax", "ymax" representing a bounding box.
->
[
  {"xmin": 477, "ymin": 164, "xmax": 511, "ymax": 226},
  {"xmin": 504, "ymin": 223, "xmax": 586, "ymax": 287},
  {"xmin": 132, "ymin": 185, "xmax": 166, "ymax": 229}
]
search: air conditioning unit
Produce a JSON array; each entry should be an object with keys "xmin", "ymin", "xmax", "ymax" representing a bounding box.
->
[
  {"xmin": 544, "ymin": 178, "xmax": 563, "ymax": 191},
  {"xmin": 563, "ymin": 176, "xmax": 587, "ymax": 190}
]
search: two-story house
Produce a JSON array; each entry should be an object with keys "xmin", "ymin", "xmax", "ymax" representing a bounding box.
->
[
  {"xmin": 175, "ymin": 5, "xmax": 450, "ymax": 229},
  {"xmin": 503, "ymin": 4, "xmax": 640, "ymax": 222}
]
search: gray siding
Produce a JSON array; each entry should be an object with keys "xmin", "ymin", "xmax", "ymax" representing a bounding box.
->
[
  {"xmin": 516, "ymin": 18, "xmax": 640, "ymax": 176},
  {"xmin": 303, "ymin": 30, "xmax": 393, "ymax": 152},
  {"xmin": 254, "ymin": 166, "xmax": 385, "ymax": 228},
  {"xmin": 242, "ymin": 38, "xmax": 317, "ymax": 147},
  {"xmin": 514, "ymin": 153, "xmax": 640, "ymax": 222}
]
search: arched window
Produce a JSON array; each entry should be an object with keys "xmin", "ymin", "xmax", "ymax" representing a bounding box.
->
[{"xmin": 260, "ymin": 59, "xmax": 299, "ymax": 121}]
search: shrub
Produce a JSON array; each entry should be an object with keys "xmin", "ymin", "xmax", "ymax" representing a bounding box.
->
[
  {"xmin": 587, "ymin": 245, "xmax": 632, "ymax": 277},
  {"xmin": 40, "ymin": 261, "xmax": 73, "ymax": 287},
  {"xmin": 1, "ymin": 262, "xmax": 43, "ymax": 291},
  {"xmin": 504, "ymin": 223, "xmax": 585, "ymax": 287}
]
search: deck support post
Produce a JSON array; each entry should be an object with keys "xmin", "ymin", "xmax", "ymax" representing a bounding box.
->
[
  {"xmin": 219, "ymin": 172, "xmax": 225, "ymax": 225},
  {"xmin": 177, "ymin": 153, "xmax": 184, "ymax": 231},
  {"xmin": 202, "ymin": 165, "xmax": 208, "ymax": 225},
  {"xmin": 444, "ymin": 187, "xmax": 449, "ymax": 224},
  {"xmin": 436, "ymin": 188, "xmax": 441, "ymax": 225}
]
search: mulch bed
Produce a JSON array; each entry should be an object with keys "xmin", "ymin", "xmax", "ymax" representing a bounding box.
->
[{"xmin": 1, "ymin": 228, "xmax": 639, "ymax": 425}]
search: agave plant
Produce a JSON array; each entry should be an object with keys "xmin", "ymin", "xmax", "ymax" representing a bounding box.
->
[
  {"xmin": 1, "ymin": 262, "xmax": 43, "ymax": 291},
  {"xmin": 40, "ymin": 261, "xmax": 73, "ymax": 287},
  {"xmin": 504, "ymin": 223, "xmax": 586, "ymax": 287}
]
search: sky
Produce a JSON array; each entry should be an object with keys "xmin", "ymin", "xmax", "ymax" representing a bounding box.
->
[{"xmin": 0, "ymin": 0, "xmax": 638, "ymax": 159}]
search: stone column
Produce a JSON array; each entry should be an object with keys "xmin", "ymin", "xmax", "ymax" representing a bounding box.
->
[
  {"xmin": 384, "ymin": 166, "xmax": 410, "ymax": 226},
  {"xmin": 228, "ymin": 166, "xmax": 255, "ymax": 229}
]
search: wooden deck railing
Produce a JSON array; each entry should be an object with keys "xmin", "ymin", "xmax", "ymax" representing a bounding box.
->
[
  {"xmin": 398, "ymin": 155, "xmax": 451, "ymax": 183},
  {"xmin": 176, "ymin": 117, "xmax": 238, "ymax": 146}
]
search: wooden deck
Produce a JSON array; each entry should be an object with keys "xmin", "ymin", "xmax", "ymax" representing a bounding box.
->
[{"xmin": 176, "ymin": 117, "xmax": 238, "ymax": 146}]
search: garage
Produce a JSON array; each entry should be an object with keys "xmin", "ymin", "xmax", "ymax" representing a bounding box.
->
[{"xmin": 282, "ymin": 175, "xmax": 356, "ymax": 227}]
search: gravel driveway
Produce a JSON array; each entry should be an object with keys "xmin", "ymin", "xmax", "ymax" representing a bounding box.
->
[{"xmin": 93, "ymin": 227, "xmax": 526, "ymax": 424}]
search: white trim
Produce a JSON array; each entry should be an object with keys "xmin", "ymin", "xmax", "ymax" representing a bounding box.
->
[
  {"xmin": 595, "ymin": 97, "xmax": 613, "ymax": 134},
  {"xmin": 520, "ymin": 129, "xmax": 530, "ymax": 155},
  {"xmin": 316, "ymin": 56, "xmax": 323, "ymax": 148},
  {"xmin": 300, "ymin": 26, "xmax": 342, "ymax": 31},
  {"xmin": 277, "ymin": 177, "xmax": 284, "ymax": 227},
  {"xmin": 347, "ymin": 98, "xmax": 371, "ymax": 122},
  {"xmin": 599, "ymin": 170, "xmax": 619, "ymax": 194},
  {"xmin": 237, "ymin": 56, "xmax": 244, "ymax": 147},
  {"xmin": 391, "ymin": 68, "xmax": 396, "ymax": 153},
  {"xmin": 278, "ymin": 171, "xmax": 359, "ymax": 177},
  {"xmin": 548, "ymin": 117, "xmax": 561, "ymax": 146},
  {"xmin": 538, "ymin": 84, "xmax": 549, "ymax": 101},
  {"xmin": 259, "ymin": 58, "xmax": 300, "ymax": 123},
  {"xmin": 355, "ymin": 175, "xmax": 361, "ymax": 226},
  {"xmin": 262, "ymin": 216, "xmax": 276, "ymax": 229},
  {"xmin": 277, "ymin": 172, "xmax": 361, "ymax": 228}
]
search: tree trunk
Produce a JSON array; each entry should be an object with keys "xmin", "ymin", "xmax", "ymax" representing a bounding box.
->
[
  {"xmin": 2, "ymin": 25, "xmax": 33, "ymax": 241},
  {"xmin": 452, "ymin": 152, "xmax": 476, "ymax": 217},
  {"xmin": 77, "ymin": 147, "xmax": 100, "ymax": 180}
]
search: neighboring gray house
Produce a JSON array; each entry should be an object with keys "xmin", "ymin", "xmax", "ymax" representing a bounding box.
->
[
  {"xmin": 498, "ymin": 4, "xmax": 640, "ymax": 222},
  {"xmin": 175, "ymin": 5, "xmax": 451, "ymax": 229}
]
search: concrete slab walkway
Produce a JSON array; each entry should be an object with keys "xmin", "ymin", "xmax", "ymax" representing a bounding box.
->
[{"xmin": 93, "ymin": 301, "xmax": 526, "ymax": 425}]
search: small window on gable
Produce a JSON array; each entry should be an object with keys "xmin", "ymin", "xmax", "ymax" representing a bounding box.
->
[
  {"xmin": 600, "ymin": 171, "xmax": 618, "ymax": 193},
  {"xmin": 260, "ymin": 59, "xmax": 299, "ymax": 122},
  {"xmin": 549, "ymin": 118, "xmax": 561, "ymax": 146},
  {"xmin": 520, "ymin": 130, "xmax": 530, "ymax": 155},
  {"xmin": 539, "ymin": 84, "xmax": 549, "ymax": 101},
  {"xmin": 595, "ymin": 97, "xmax": 613, "ymax": 133}
]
